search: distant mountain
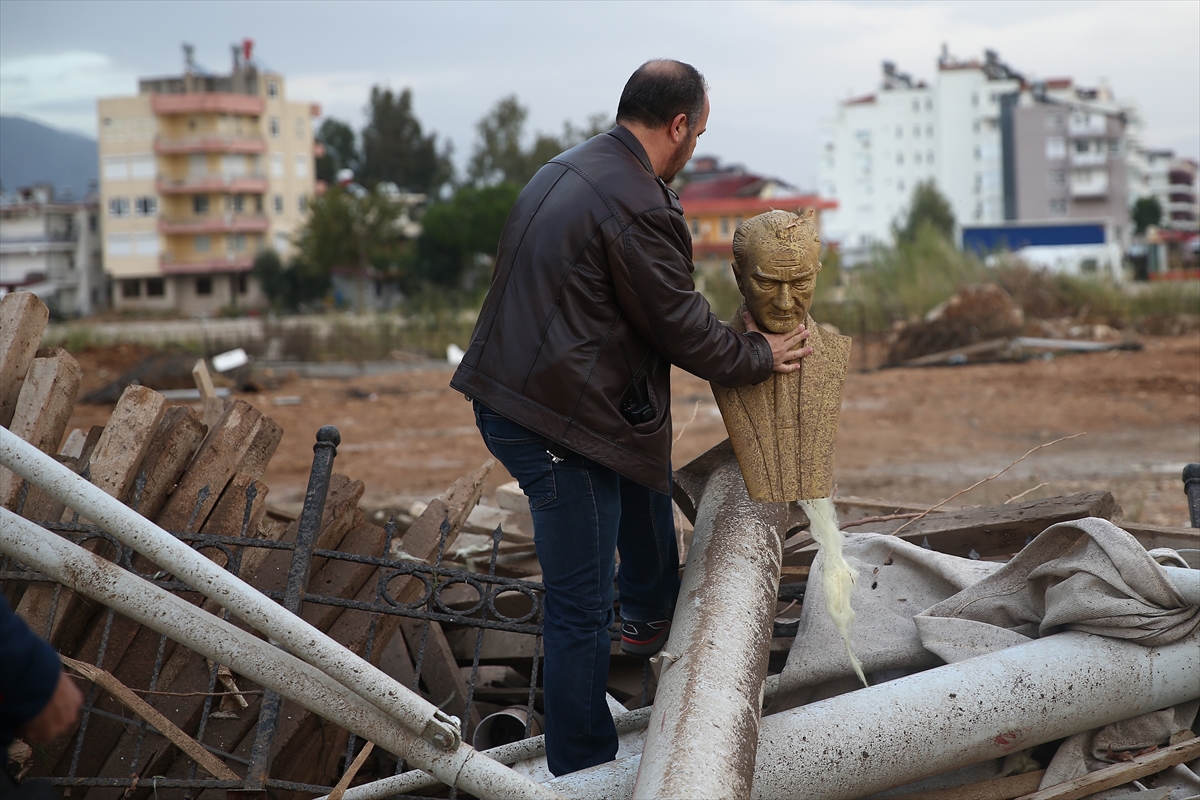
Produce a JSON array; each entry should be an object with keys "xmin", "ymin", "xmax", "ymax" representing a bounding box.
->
[{"xmin": 0, "ymin": 115, "xmax": 98, "ymax": 201}]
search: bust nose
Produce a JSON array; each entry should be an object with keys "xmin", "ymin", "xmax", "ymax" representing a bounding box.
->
[{"xmin": 773, "ymin": 282, "xmax": 794, "ymax": 309}]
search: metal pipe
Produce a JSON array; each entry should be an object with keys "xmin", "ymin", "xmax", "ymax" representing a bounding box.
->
[
  {"xmin": 0, "ymin": 426, "xmax": 459, "ymax": 750},
  {"xmin": 0, "ymin": 507, "xmax": 563, "ymax": 800},
  {"xmin": 631, "ymin": 457, "xmax": 788, "ymax": 799},
  {"xmin": 546, "ymin": 630, "xmax": 1200, "ymax": 800}
]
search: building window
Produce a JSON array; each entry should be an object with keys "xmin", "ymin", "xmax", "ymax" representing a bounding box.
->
[
  {"xmin": 925, "ymin": 124, "xmax": 933, "ymax": 137},
  {"xmin": 130, "ymin": 154, "xmax": 155, "ymax": 179},
  {"xmin": 295, "ymin": 118, "xmax": 305, "ymax": 138},
  {"xmin": 193, "ymin": 195, "xmax": 209, "ymax": 215},
  {"xmin": 255, "ymin": 195, "xmax": 264, "ymax": 213},
  {"xmin": 973, "ymin": 146, "xmax": 982, "ymax": 160},
  {"xmin": 269, "ymin": 117, "xmax": 281, "ymax": 137},
  {"xmin": 103, "ymin": 156, "xmax": 130, "ymax": 181},
  {"xmin": 89, "ymin": 214, "xmax": 97, "ymax": 233},
  {"xmin": 895, "ymin": 125, "xmax": 903, "ymax": 139},
  {"xmin": 146, "ymin": 278, "xmax": 165, "ymax": 297},
  {"xmin": 1046, "ymin": 113, "xmax": 1063, "ymax": 131},
  {"xmin": 1108, "ymin": 138, "xmax": 1122, "ymax": 154},
  {"xmin": 121, "ymin": 279, "xmax": 141, "ymax": 298},
  {"xmin": 195, "ymin": 234, "xmax": 211, "ymax": 253},
  {"xmin": 273, "ymin": 194, "xmax": 284, "ymax": 214},
  {"xmin": 294, "ymin": 155, "xmax": 308, "ymax": 178},
  {"xmin": 897, "ymin": 153, "xmax": 904, "ymax": 165},
  {"xmin": 108, "ymin": 197, "xmax": 130, "ymax": 217},
  {"xmin": 1046, "ymin": 137, "xmax": 1066, "ymax": 160},
  {"xmin": 134, "ymin": 232, "xmax": 159, "ymax": 255},
  {"xmin": 267, "ymin": 80, "xmax": 279, "ymax": 99},
  {"xmin": 275, "ymin": 231, "xmax": 290, "ymax": 252},
  {"xmin": 230, "ymin": 194, "xmax": 246, "ymax": 213},
  {"xmin": 196, "ymin": 277, "xmax": 213, "ymax": 295},
  {"xmin": 914, "ymin": 152, "xmax": 922, "ymax": 164},
  {"xmin": 925, "ymin": 98, "xmax": 933, "ymax": 111},
  {"xmin": 134, "ymin": 196, "xmax": 157, "ymax": 216},
  {"xmin": 897, "ymin": 180, "xmax": 905, "ymax": 192},
  {"xmin": 1049, "ymin": 198, "xmax": 1068, "ymax": 215},
  {"xmin": 690, "ymin": 218, "xmax": 699, "ymax": 236},
  {"xmin": 927, "ymin": 150, "xmax": 935, "ymax": 164},
  {"xmin": 913, "ymin": 125, "xmax": 920, "ymax": 138},
  {"xmin": 107, "ymin": 233, "xmax": 132, "ymax": 256},
  {"xmin": 298, "ymin": 195, "xmax": 308, "ymax": 213},
  {"xmin": 971, "ymin": 92, "xmax": 979, "ymax": 107},
  {"xmin": 271, "ymin": 154, "xmax": 284, "ymax": 177},
  {"xmin": 231, "ymin": 233, "xmax": 247, "ymax": 252},
  {"xmin": 236, "ymin": 273, "xmax": 248, "ymax": 294},
  {"xmin": 720, "ymin": 217, "xmax": 730, "ymax": 237}
]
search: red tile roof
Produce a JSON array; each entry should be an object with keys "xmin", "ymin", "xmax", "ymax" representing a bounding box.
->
[{"xmin": 680, "ymin": 195, "xmax": 838, "ymax": 216}]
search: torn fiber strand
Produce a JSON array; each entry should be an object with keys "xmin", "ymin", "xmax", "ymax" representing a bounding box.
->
[{"xmin": 800, "ymin": 497, "xmax": 868, "ymax": 687}]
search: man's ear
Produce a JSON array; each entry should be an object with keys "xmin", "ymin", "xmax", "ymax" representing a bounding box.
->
[{"xmin": 669, "ymin": 112, "xmax": 689, "ymax": 143}]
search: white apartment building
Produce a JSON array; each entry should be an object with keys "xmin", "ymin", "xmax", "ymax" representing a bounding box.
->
[
  {"xmin": 97, "ymin": 40, "xmax": 317, "ymax": 314},
  {"xmin": 0, "ymin": 185, "xmax": 105, "ymax": 316},
  {"xmin": 819, "ymin": 49, "xmax": 1023, "ymax": 262}
]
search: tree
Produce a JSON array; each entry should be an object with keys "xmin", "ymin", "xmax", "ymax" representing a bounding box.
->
[
  {"xmin": 314, "ymin": 118, "xmax": 360, "ymax": 184},
  {"xmin": 466, "ymin": 95, "xmax": 609, "ymax": 187},
  {"xmin": 293, "ymin": 184, "xmax": 419, "ymax": 306},
  {"xmin": 1132, "ymin": 196, "xmax": 1162, "ymax": 235},
  {"xmin": 415, "ymin": 182, "xmax": 522, "ymax": 287},
  {"xmin": 251, "ymin": 249, "xmax": 330, "ymax": 311},
  {"xmin": 360, "ymin": 87, "xmax": 453, "ymax": 195},
  {"xmin": 894, "ymin": 181, "xmax": 956, "ymax": 244}
]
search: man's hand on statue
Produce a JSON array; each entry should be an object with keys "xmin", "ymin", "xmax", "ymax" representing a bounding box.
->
[
  {"xmin": 743, "ymin": 313, "xmax": 813, "ymax": 373},
  {"xmin": 20, "ymin": 670, "xmax": 84, "ymax": 742}
]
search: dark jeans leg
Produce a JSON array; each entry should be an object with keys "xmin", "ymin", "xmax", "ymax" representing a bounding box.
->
[
  {"xmin": 473, "ymin": 402, "xmax": 619, "ymax": 776},
  {"xmin": 615, "ymin": 476, "xmax": 681, "ymax": 624}
]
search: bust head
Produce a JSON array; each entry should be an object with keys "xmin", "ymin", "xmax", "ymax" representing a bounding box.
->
[{"xmin": 731, "ymin": 210, "xmax": 822, "ymax": 334}]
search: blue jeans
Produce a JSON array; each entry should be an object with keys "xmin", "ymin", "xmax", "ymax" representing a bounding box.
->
[{"xmin": 473, "ymin": 402, "xmax": 680, "ymax": 775}]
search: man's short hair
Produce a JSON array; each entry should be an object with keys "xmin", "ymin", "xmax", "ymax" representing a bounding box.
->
[{"xmin": 617, "ymin": 60, "xmax": 708, "ymax": 130}]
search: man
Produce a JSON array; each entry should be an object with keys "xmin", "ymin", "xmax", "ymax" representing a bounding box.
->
[
  {"xmin": 450, "ymin": 59, "xmax": 811, "ymax": 775},
  {"xmin": 2, "ymin": 595, "xmax": 84, "ymax": 798}
]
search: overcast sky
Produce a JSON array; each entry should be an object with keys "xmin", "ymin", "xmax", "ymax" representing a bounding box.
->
[{"xmin": 1, "ymin": 0, "xmax": 1197, "ymax": 190}]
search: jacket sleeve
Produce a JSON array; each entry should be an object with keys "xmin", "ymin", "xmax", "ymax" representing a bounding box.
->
[
  {"xmin": 0, "ymin": 593, "xmax": 62, "ymax": 746},
  {"xmin": 612, "ymin": 206, "xmax": 774, "ymax": 388}
]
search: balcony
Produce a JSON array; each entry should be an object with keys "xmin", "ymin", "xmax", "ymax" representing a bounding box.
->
[
  {"xmin": 1070, "ymin": 150, "xmax": 1107, "ymax": 167},
  {"xmin": 157, "ymin": 174, "xmax": 268, "ymax": 195},
  {"xmin": 1070, "ymin": 171, "xmax": 1109, "ymax": 198},
  {"xmin": 155, "ymin": 135, "xmax": 265, "ymax": 155},
  {"xmin": 151, "ymin": 93, "xmax": 264, "ymax": 116},
  {"xmin": 158, "ymin": 214, "xmax": 269, "ymax": 235},
  {"xmin": 159, "ymin": 253, "xmax": 254, "ymax": 275}
]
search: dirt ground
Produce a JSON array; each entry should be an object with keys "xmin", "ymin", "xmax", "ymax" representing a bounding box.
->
[{"xmin": 66, "ymin": 333, "xmax": 1200, "ymax": 528}]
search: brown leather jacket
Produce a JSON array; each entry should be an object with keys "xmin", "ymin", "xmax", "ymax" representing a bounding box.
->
[{"xmin": 450, "ymin": 125, "xmax": 773, "ymax": 494}]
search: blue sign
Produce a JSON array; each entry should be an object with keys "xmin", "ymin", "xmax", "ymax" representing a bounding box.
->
[{"xmin": 962, "ymin": 223, "xmax": 1106, "ymax": 253}]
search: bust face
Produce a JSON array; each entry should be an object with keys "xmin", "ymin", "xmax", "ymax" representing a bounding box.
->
[{"xmin": 736, "ymin": 250, "xmax": 820, "ymax": 334}]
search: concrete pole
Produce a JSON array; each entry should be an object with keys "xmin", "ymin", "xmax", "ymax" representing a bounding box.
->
[
  {"xmin": 546, "ymin": 628, "xmax": 1200, "ymax": 799},
  {"xmin": 0, "ymin": 507, "xmax": 564, "ymax": 800},
  {"xmin": 631, "ymin": 457, "xmax": 790, "ymax": 799}
]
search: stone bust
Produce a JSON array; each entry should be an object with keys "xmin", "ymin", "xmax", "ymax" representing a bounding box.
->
[{"xmin": 711, "ymin": 209, "xmax": 851, "ymax": 502}]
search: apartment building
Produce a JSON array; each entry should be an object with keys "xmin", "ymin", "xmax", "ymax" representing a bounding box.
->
[
  {"xmin": 819, "ymin": 49, "xmax": 1022, "ymax": 262},
  {"xmin": 0, "ymin": 184, "xmax": 104, "ymax": 316},
  {"xmin": 97, "ymin": 40, "xmax": 317, "ymax": 314},
  {"xmin": 1000, "ymin": 82, "xmax": 1131, "ymax": 243}
]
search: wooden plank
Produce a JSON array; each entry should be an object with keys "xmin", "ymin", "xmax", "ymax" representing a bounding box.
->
[
  {"xmin": 31, "ymin": 387, "xmax": 168, "ymax": 653},
  {"xmin": 126, "ymin": 405, "xmax": 208, "ymax": 521},
  {"xmin": 900, "ymin": 337, "xmax": 1011, "ymax": 368},
  {"xmin": 64, "ymin": 385, "xmax": 167, "ymax": 517},
  {"xmin": 23, "ymin": 425, "xmax": 104, "ymax": 523},
  {"xmin": 192, "ymin": 358, "xmax": 225, "ymax": 429},
  {"xmin": 156, "ymin": 399, "xmax": 281, "ymax": 533},
  {"xmin": 1118, "ymin": 521, "xmax": 1200, "ymax": 558},
  {"xmin": 0, "ymin": 348, "xmax": 82, "ymax": 511},
  {"xmin": 198, "ymin": 472, "xmax": 268, "ymax": 540},
  {"xmin": 889, "ymin": 770, "xmax": 1044, "ymax": 800},
  {"xmin": 0, "ymin": 291, "xmax": 49, "ymax": 427},
  {"xmin": 791, "ymin": 491, "xmax": 1121, "ymax": 565},
  {"xmin": 1018, "ymin": 736, "xmax": 1200, "ymax": 800}
]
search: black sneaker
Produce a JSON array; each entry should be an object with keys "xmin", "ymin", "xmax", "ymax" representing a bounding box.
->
[{"xmin": 620, "ymin": 619, "xmax": 671, "ymax": 657}]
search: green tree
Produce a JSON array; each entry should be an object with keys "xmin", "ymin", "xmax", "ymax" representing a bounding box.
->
[
  {"xmin": 360, "ymin": 87, "xmax": 453, "ymax": 195},
  {"xmin": 251, "ymin": 249, "xmax": 330, "ymax": 311},
  {"xmin": 314, "ymin": 118, "xmax": 360, "ymax": 184},
  {"xmin": 415, "ymin": 182, "xmax": 522, "ymax": 287},
  {"xmin": 293, "ymin": 184, "xmax": 419, "ymax": 306},
  {"xmin": 894, "ymin": 180, "xmax": 956, "ymax": 244},
  {"xmin": 1131, "ymin": 196, "xmax": 1162, "ymax": 235},
  {"xmin": 466, "ymin": 95, "xmax": 609, "ymax": 187}
]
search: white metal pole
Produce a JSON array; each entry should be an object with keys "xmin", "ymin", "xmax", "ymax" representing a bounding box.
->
[
  {"xmin": 632, "ymin": 458, "xmax": 787, "ymax": 799},
  {"xmin": 0, "ymin": 426, "xmax": 459, "ymax": 750},
  {"xmin": 0, "ymin": 507, "xmax": 564, "ymax": 800}
]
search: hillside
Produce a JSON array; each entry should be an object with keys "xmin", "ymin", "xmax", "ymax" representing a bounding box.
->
[{"xmin": 0, "ymin": 115, "xmax": 98, "ymax": 200}]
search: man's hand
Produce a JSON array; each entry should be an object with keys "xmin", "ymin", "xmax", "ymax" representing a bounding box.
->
[
  {"xmin": 744, "ymin": 313, "xmax": 813, "ymax": 374},
  {"xmin": 20, "ymin": 671, "xmax": 84, "ymax": 742}
]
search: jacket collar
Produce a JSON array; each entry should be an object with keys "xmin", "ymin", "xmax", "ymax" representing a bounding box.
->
[
  {"xmin": 608, "ymin": 125, "xmax": 655, "ymax": 176},
  {"xmin": 607, "ymin": 125, "xmax": 684, "ymax": 213}
]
